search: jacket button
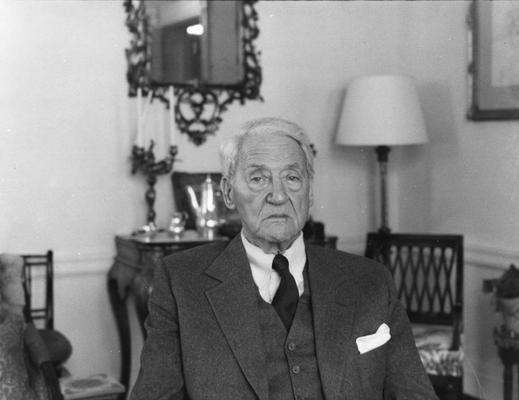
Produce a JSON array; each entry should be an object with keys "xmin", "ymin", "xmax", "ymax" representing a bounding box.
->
[
  {"xmin": 292, "ymin": 365, "xmax": 300, "ymax": 374},
  {"xmin": 287, "ymin": 342, "xmax": 296, "ymax": 351}
]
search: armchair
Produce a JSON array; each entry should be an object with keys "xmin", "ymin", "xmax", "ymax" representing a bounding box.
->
[{"xmin": 365, "ymin": 233, "xmax": 464, "ymax": 400}]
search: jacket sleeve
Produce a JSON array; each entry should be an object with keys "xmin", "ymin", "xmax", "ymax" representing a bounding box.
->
[
  {"xmin": 130, "ymin": 259, "xmax": 190, "ymax": 400},
  {"xmin": 381, "ymin": 267, "xmax": 439, "ymax": 400}
]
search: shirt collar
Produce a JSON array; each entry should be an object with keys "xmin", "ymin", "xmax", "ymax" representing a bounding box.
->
[
  {"xmin": 240, "ymin": 231, "xmax": 306, "ymax": 266},
  {"xmin": 241, "ymin": 231, "xmax": 306, "ymax": 302}
]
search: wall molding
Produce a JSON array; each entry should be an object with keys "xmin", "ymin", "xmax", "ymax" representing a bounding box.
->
[
  {"xmin": 465, "ymin": 240, "xmax": 519, "ymax": 271},
  {"xmin": 54, "ymin": 249, "xmax": 114, "ymax": 277},
  {"xmin": 51, "ymin": 237, "xmax": 519, "ymax": 278}
]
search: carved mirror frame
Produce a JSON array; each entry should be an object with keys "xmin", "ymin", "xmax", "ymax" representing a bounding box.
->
[{"xmin": 124, "ymin": 0, "xmax": 262, "ymax": 145}]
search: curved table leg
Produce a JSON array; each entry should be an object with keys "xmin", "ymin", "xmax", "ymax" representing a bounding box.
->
[
  {"xmin": 107, "ymin": 273, "xmax": 131, "ymax": 400},
  {"xmin": 131, "ymin": 268, "xmax": 154, "ymax": 340}
]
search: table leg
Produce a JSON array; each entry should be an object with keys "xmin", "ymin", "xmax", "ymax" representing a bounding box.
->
[
  {"xmin": 107, "ymin": 274, "xmax": 131, "ymax": 400},
  {"xmin": 504, "ymin": 364, "xmax": 512, "ymax": 400},
  {"xmin": 131, "ymin": 268, "xmax": 154, "ymax": 340}
]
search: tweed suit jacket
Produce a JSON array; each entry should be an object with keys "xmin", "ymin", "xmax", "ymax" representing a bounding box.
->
[{"xmin": 130, "ymin": 235, "xmax": 437, "ymax": 400}]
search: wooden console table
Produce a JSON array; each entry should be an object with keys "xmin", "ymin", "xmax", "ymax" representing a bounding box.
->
[{"xmin": 107, "ymin": 230, "xmax": 337, "ymax": 398}]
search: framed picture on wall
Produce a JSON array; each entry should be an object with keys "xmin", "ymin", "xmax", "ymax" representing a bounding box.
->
[{"xmin": 468, "ymin": 0, "xmax": 519, "ymax": 120}]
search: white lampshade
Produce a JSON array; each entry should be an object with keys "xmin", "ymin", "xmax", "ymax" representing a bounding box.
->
[{"xmin": 336, "ymin": 75, "xmax": 428, "ymax": 146}]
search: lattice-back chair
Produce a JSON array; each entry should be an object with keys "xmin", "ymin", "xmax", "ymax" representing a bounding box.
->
[
  {"xmin": 21, "ymin": 250, "xmax": 72, "ymax": 377},
  {"xmin": 365, "ymin": 233, "xmax": 464, "ymax": 400}
]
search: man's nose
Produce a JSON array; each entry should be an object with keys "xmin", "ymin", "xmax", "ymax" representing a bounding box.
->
[{"xmin": 267, "ymin": 178, "xmax": 288, "ymax": 204}]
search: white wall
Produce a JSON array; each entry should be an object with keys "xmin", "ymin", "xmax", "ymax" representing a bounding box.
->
[
  {"xmin": 0, "ymin": 0, "xmax": 140, "ymax": 380},
  {"xmin": 2, "ymin": 1, "xmax": 517, "ymax": 399}
]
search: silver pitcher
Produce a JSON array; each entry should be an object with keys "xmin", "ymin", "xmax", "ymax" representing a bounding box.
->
[{"xmin": 186, "ymin": 175, "xmax": 219, "ymax": 238}]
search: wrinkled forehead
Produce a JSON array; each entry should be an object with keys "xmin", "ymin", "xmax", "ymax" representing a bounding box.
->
[{"xmin": 237, "ymin": 133, "xmax": 306, "ymax": 170}]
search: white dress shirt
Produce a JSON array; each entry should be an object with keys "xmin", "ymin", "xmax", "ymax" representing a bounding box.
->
[{"xmin": 241, "ymin": 231, "xmax": 306, "ymax": 303}]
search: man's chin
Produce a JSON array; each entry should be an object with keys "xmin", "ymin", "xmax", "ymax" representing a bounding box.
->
[{"xmin": 260, "ymin": 225, "xmax": 299, "ymax": 246}]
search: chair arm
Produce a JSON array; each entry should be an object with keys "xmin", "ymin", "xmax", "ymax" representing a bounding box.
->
[{"xmin": 24, "ymin": 322, "xmax": 64, "ymax": 400}]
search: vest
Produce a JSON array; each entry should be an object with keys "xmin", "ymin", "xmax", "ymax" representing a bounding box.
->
[{"xmin": 257, "ymin": 270, "xmax": 324, "ymax": 400}]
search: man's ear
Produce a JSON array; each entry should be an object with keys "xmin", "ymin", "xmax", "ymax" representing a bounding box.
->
[
  {"xmin": 220, "ymin": 176, "xmax": 236, "ymax": 209},
  {"xmin": 309, "ymin": 184, "xmax": 314, "ymax": 207}
]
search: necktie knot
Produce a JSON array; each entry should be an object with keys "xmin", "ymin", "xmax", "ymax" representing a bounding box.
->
[{"xmin": 272, "ymin": 254, "xmax": 289, "ymax": 273}]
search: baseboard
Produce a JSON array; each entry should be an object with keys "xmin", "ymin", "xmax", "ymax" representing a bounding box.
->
[{"xmin": 463, "ymin": 394, "xmax": 481, "ymax": 400}]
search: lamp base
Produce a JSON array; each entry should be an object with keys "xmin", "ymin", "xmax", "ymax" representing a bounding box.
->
[{"xmin": 374, "ymin": 146, "xmax": 391, "ymax": 234}]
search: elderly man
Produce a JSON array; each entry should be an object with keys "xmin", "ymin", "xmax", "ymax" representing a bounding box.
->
[{"xmin": 131, "ymin": 117, "xmax": 437, "ymax": 400}]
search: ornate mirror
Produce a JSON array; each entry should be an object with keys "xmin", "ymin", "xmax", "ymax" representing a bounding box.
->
[{"xmin": 124, "ymin": 0, "xmax": 262, "ymax": 145}]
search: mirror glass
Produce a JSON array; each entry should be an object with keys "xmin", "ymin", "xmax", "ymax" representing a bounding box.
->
[
  {"xmin": 124, "ymin": 0, "xmax": 261, "ymax": 145},
  {"xmin": 147, "ymin": 1, "xmax": 243, "ymax": 86}
]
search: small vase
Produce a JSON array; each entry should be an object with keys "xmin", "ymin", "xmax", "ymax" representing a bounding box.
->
[{"xmin": 496, "ymin": 296, "xmax": 519, "ymax": 333}]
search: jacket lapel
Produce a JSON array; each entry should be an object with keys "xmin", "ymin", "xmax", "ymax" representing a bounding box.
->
[
  {"xmin": 204, "ymin": 235, "xmax": 269, "ymax": 400},
  {"xmin": 307, "ymin": 246, "xmax": 358, "ymax": 399}
]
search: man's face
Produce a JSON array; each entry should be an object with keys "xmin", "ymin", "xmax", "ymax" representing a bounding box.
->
[{"xmin": 222, "ymin": 134, "xmax": 313, "ymax": 252}]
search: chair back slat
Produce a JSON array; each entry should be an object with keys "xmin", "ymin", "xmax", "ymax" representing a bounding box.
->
[
  {"xmin": 365, "ymin": 233, "xmax": 463, "ymax": 326},
  {"xmin": 21, "ymin": 250, "xmax": 54, "ymax": 330}
]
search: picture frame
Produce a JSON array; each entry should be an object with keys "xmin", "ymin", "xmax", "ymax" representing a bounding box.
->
[{"xmin": 468, "ymin": 0, "xmax": 519, "ymax": 120}]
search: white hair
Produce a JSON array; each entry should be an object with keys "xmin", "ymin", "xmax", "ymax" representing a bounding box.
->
[{"xmin": 219, "ymin": 117, "xmax": 315, "ymax": 181}]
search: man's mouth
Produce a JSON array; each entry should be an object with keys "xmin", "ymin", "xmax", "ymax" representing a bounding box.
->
[{"xmin": 265, "ymin": 214, "xmax": 289, "ymax": 220}]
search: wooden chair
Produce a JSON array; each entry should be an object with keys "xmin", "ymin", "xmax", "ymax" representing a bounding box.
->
[{"xmin": 364, "ymin": 233, "xmax": 464, "ymax": 400}]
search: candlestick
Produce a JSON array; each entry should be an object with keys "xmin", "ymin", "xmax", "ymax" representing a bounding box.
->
[
  {"xmin": 131, "ymin": 143, "xmax": 178, "ymax": 230},
  {"xmin": 136, "ymin": 88, "xmax": 143, "ymax": 147},
  {"xmin": 169, "ymin": 86, "xmax": 177, "ymax": 146},
  {"xmin": 141, "ymin": 91, "xmax": 153, "ymax": 145}
]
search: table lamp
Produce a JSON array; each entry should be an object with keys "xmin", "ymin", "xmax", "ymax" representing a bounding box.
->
[{"xmin": 336, "ymin": 75, "xmax": 428, "ymax": 234}]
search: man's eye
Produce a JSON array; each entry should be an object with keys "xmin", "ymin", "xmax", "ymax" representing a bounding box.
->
[
  {"xmin": 287, "ymin": 175, "xmax": 301, "ymax": 182},
  {"xmin": 250, "ymin": 176, "xmax": 265, "ymax": 183}
]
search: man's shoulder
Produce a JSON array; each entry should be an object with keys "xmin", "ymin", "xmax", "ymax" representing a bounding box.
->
[
  {"xmin": 306, "ymin": 244, "xmax": 388, "ymax": 277},
  {"xmin": 306, "ymin": 243, "xmax": 372, "ymax": 263},
  {"xmin": 162, "ymin": 239, "xmax": 231, "ymax": 268}
]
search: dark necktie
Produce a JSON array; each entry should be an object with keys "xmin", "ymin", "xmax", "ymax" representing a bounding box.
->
[{"xmin": 272, "ymin": 253, "xmax": 299, "ymax": 330}]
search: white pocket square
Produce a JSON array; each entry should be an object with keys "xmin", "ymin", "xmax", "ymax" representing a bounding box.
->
[{"xmin": 356, "ymin": 323, "xmax": 391, "ymax": 354}]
